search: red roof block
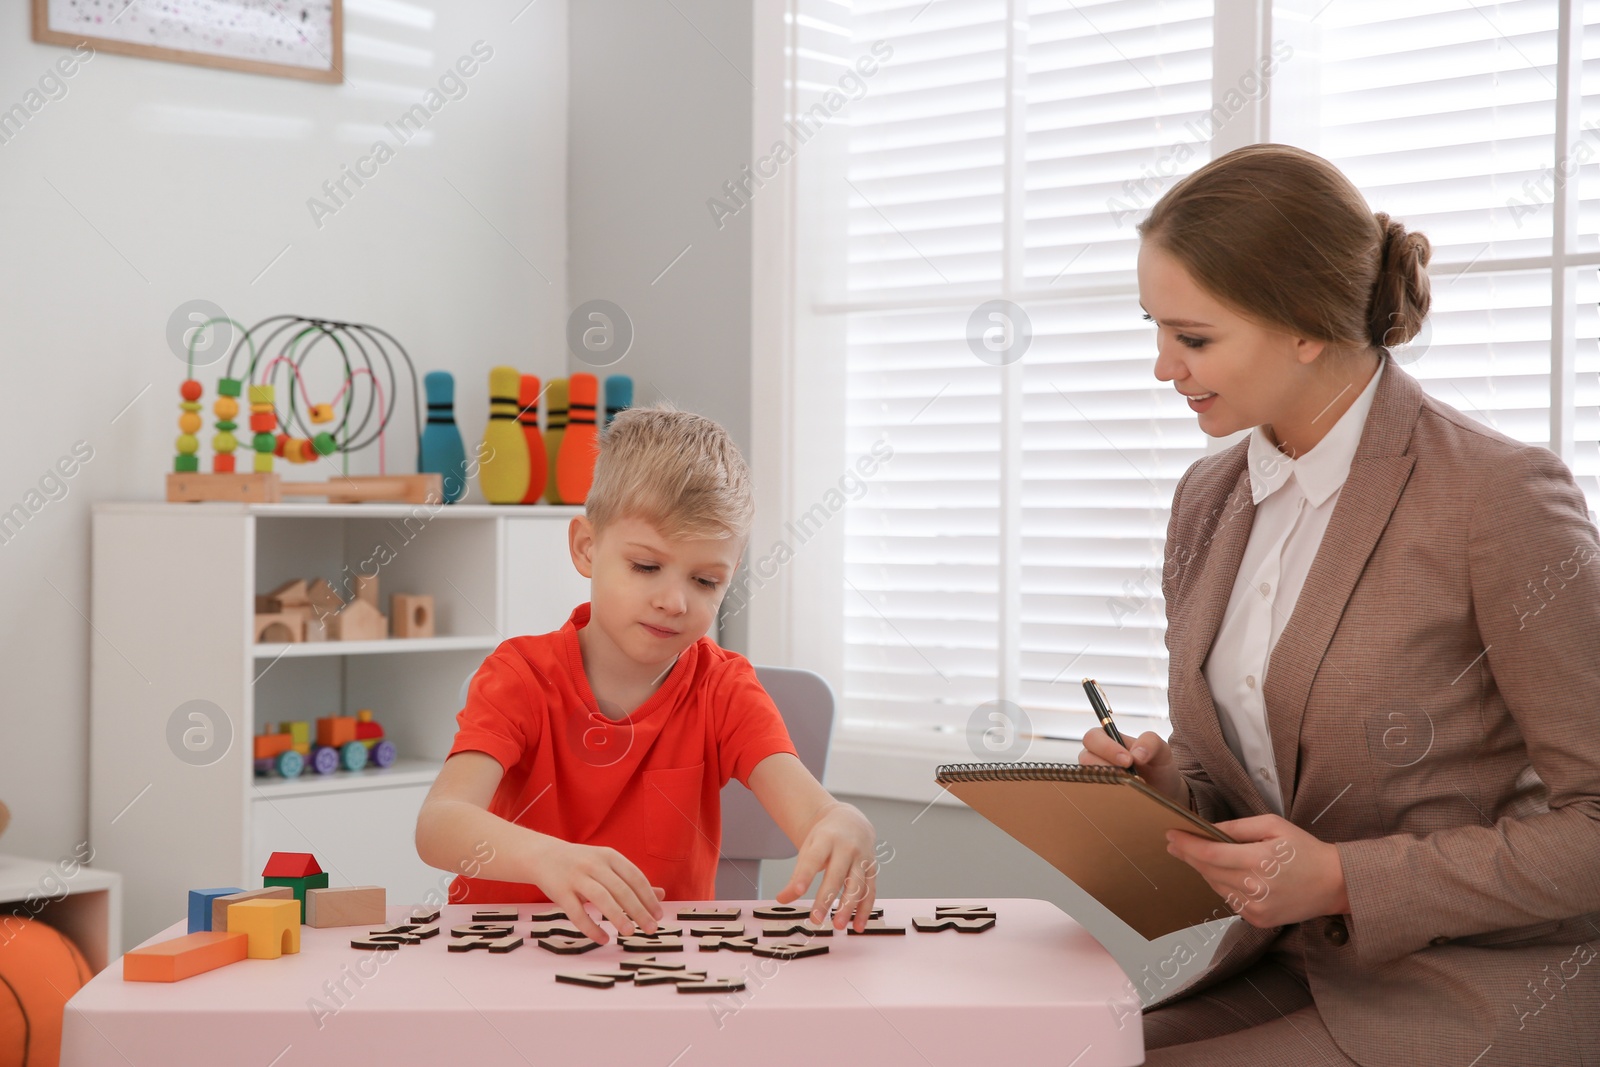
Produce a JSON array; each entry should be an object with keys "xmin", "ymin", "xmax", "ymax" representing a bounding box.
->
[{"xmin": 262, "ymin": 852, "xmax": 323, "ymax": 878}]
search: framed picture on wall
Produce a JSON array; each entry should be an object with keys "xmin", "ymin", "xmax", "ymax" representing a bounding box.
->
[{"xmin": 31, "ymin": 1, "xmax": 343, "ymax": 84}]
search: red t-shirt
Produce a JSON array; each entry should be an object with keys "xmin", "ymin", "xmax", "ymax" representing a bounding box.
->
[{"xmin": 445, "ymin": 603, "xmax": 797, "ymax": 903}]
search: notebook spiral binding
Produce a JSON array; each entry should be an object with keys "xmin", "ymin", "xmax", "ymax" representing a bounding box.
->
[{"xmin": 934, "ymin": 762, "xmax": 1137, "ymax": 784}]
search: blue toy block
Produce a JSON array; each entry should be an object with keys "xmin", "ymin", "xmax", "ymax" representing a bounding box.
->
[{"xmin": 188, "ymin": 887, "xmax": 244, "ymax": 933}]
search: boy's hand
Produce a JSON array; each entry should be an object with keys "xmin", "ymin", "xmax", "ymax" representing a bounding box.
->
[
  {"xmin": 533, "ymin": 839, "xmax": 665, "ymax": 943},
  {"xmin": 775, "ymin": 802, "xmax": 878, "ymax": 932}
]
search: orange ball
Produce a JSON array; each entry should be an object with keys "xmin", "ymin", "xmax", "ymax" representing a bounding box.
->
[
  {"xmin": 274, "ymin": 434, "xmax": 289, "ymax": 458},
  {"xmin": 0, "ymin": 916, "xmax": 92, "ymax": 1067},
  {"xmin": 178, "ymin": 412, "xmax": 202, "ymax": 434},
  {"xmin": 213, "ymin": 396, "xmax": 239, "ymax": 420},
  {"xmin": 180, "ymin": 380, "xmax": 202, "ymax": 402}
]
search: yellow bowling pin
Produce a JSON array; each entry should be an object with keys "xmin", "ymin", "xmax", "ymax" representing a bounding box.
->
[{"xmin": 479, "ymin": 366, "xmax": 531, "ymax": 504}]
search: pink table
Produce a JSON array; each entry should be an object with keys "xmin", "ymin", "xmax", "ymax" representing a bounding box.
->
[{"xmin": 64, "ymin": 898, "xmax": 1144, "ymax": 1066}]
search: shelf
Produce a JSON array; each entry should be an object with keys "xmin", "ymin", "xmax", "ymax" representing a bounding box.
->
[
  {"xmin": 249, "ymin": 758, "xmax": 444, "ymax": 799},
  {"xmin": 253, "ymin": 634, "xmax": 499, "ymax": 659}
]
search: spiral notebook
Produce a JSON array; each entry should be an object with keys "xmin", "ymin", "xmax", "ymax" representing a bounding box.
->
[{"xmin": 934, "ymin": 762, "xmax": 1237, "ymax": 939}]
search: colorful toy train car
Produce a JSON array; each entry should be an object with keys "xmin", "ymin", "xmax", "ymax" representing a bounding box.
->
[{"xmin": 252, "ymin": 709, "xmax": 396, "ymax": 778}]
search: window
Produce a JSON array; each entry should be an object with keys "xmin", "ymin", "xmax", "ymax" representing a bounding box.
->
[{"xmin": 757, "ymin": 0, "xmax": 1600, "ymax": 786}]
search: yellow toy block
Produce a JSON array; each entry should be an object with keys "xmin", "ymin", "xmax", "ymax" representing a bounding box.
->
[{"xmin": 227, "ymin": 897, "xmax": 302, "ymax": 959}]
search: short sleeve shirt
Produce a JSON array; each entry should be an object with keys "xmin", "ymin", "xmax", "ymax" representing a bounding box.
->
[{"xmin": 446, "ymin": 603, "xmax": 798, "ymax": 903}]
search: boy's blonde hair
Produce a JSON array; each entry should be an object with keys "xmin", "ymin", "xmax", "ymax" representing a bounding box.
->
[{"xmin": 585, "ymin": 405, "xmax": 754, "ymax": 542}]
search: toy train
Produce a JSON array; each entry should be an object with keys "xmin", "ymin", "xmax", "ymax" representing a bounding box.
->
[{"xmin": 253, "ymin": 709, "xmax": 397, "ymax": 778}]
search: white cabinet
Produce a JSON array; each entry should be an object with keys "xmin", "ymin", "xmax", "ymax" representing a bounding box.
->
[{"xmin": 91, "ymin": 502, "xmax": 585, "ymax": 951}]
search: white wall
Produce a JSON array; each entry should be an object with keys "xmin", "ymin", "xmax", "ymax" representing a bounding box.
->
[{"xmin": 0, "ymin": 0, "xmax": 569, "ymax": 863}]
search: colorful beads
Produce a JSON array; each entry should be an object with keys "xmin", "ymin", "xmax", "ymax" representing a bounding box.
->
[
  {"xmin": 250, "ymin": 385, "xmax": 276, "ymax": 474},
  {"xmin": 312, "ymin": 433, "xmax": 337, "ymax": 456},
  {"xmin": 214, "ymin": 395, "xmax": 239, "ymax": 421},
  {"xmin": 176, "ymin": 380, "xmax": 203, "ymax": 474},
  {"xmin": 309, "ymin": 403, "xmax": 334, "ymax": 424},
  {"xmin": 178, "ymin": 412, "xmax": 202, "ymax": 434},
  {"xmin": 180, "ymin": 380, "xmax": 203, "ymax": 402}
]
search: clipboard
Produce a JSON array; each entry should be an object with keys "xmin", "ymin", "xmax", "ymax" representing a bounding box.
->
[{"xmin": 935, "ymin": 761, "xmax": 1238, "ymax": 939}]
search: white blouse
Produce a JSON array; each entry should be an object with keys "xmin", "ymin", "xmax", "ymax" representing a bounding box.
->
[{"xmin": 1200, "ymin": 360, "xmax": 1385, "ymax": 814}]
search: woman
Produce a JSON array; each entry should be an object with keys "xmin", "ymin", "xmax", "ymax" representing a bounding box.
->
[{"xmin": 1081, "ymin": 143, "xmax": 1600, "ymax": 1066}]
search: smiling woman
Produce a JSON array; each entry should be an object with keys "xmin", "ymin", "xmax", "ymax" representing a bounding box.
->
[{"xmin": 1079, "ymin": 144, "xmax": 1600, "ymax": 1067}]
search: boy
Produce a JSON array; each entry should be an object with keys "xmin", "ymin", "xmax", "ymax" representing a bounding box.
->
[{"xmin": 416, "ymin": 406, "xmax": 878, "ymax": 943}]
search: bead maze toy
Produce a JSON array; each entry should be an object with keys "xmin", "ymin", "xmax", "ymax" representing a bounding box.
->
[{"xmin": 168, "ymin": 314, "xmax": 444, "ymax": 504}]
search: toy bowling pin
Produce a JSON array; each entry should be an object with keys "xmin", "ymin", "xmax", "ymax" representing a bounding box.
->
[
  {"xmin": 419, "ymin": 371, "xmax": 469, "ymax": 504},
  {"xmin": 604, "ymin": 375, "xmax": 633, "ymax": 427},
  {"xmin": 542, "ymin": 379, "xmax": 568, "ymax": 504},
  {"xmin": 518, "ymin": 374, "xmax": 548, "ymax": 504},
  {"xmin": 556, "ymin": 373, "xmax": 599, "ymax": 505},
  {"xmin": 479, "ymin": 366, "xmax": 531, "ymax": 504}
]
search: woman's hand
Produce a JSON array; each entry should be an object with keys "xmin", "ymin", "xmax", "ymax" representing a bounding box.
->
[
  {"xmin": 775, "ymin": 801, "xmax": 879, "ymax": 931},
  {"xmin": 1079, "ymin": 727, "xmax": 1190, "ymax": 808},
  {"xmin": 529, "ymin": 838, "xmax": 665, "ymax": 944},
  {"xmin": 1166, "ymin": 814, "xmax": 1350, "ymax": 928}
]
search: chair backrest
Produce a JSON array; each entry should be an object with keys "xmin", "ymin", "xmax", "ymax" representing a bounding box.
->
[
  {"xmin": 456, "ymin": 662, "xmax": 836, "ymax": 861},
  {"xmin": 718, "ymin": 665, "xmax": 835, "ymax": 858}
]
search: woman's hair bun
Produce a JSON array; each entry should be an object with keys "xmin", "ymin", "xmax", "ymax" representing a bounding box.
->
[{"xmin": 1369, "ymin": 212, "xmax": 1432, "ymax": 349}]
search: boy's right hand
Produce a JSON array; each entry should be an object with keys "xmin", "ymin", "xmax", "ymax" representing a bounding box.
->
[
  {"xmin": 533, "ymin": 839, "xmax": 665, "ymax": 943},
  {"xmin": 1079, "ymin": 727, "xmax": 1189, "ymax": 808}
]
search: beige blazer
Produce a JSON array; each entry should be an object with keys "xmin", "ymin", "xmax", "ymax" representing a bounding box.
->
[{"xmin": 1160, "ymin": 354, "xmax": 1600, "ymax": 1066}]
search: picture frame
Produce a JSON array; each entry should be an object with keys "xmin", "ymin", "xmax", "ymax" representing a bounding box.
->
[{"xmin": 31, "ymin": 1, "xmax": 343, "ymax": 85}]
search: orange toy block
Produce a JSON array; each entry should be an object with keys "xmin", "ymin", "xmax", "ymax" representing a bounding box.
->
[
  {"xmin": 253, "ymin": 733, "xmax": 293, "ymax": 761},
  {"xmin": 305, "ymin": 886, "xmax": 387, "ymax": 928},
  {"xmin": 123, "ymin": 930, "xmax": 247, "ymax": 983},
  {"xmin": 391, "ymin": 594, "xmax": 435, "ymax": 638},
  {"xmin": 317, "ymin": 715, "xmax": 358, "ymax": 748},
  {"xmin": 227, "ymin": 898, "xmax": 302, "ymax": 959}
]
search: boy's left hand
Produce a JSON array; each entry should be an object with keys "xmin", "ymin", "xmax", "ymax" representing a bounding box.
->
[{"xmin": 775, "ymin": 801, "xmax": 879, "ymax": 931}]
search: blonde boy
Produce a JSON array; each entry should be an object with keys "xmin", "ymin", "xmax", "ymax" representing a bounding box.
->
[{"xmin": 416, "ymin": 407, "xmax": 877, "ymax": 942}]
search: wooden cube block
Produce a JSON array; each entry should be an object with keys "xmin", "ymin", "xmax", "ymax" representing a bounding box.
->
[
  {"xmin": 123, "ymin": 930, "xmax": 247, "ymax": 982},
  {"xmin": 305, "ymin": 886, "xmax": 386, "ymax": 928},
  {"xmin": 391, "ymin": 594, "xmax": 435, "ymax": 638},
  {"xmin": 211, "ymin": 886, "xmax": 294, "ymax": 932},
  {"xmin": 328, "ymin": 599, "xmax": 387, "ymax": 641},
  {"xmin": 253, "ymin": 612, "xmax": 304, "ymax": 644},
  {"xmin": 227, "ymin": 898, "xmax": 302, "ymax": 959}
]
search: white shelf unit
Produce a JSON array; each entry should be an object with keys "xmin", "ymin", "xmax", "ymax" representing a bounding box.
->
[{"xmin": 90, "ymin": 501, "xmax": 588, "ymax": 951}]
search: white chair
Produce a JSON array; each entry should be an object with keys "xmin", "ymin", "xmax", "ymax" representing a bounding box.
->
[{"xmin": 454, "ymin": 664, "xmax": 837, "ymax": 899}]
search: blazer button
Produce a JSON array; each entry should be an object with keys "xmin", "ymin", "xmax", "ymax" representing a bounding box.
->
[
  {"xmin": 1429, "ymin": 935, "xmax": 1450, "ymax": 946},
  {"xmin": 1324, "ymin": 917, "xmax": 1349, "ymax": 946}
]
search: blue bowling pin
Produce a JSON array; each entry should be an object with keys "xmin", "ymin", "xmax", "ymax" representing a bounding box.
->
[
  {"xmin": 604, "ymin": 375, "xmax": 633, "ymax": 427},
  {"xmin": 420, "ymin": 370, "xmax": 469, "ymax": 504}
]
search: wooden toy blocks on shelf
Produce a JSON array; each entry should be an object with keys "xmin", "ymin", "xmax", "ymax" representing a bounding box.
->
[{"xmin": 391, "ymin": 593, "xmax": 435, "ymax": 638}]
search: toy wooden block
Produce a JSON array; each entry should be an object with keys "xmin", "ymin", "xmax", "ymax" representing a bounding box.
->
[
  {"xmin": 451, "ymin": 923, "xmax": 516, "ymax": 939},
  {"xmin": 761, "ymin": 921, "xmax": 833, "ymax": 938},
  {"xmin": 912, "ymin": 915, "xmax": 996, "ymax": 933},
  {"xmin": 317, "ymin": 716, "xmax": 359, "ymax": 749},
  {"xmin": 253, "ymin": 612, "xmax": 305, "ymax": 644},
  {"xmin": 261, "ymin": 580, "xmax": 310, "ymax": 611},
  {"xmin": 697, "ymin": 935, "xmax": 758, "ymax": 952},
  {"xmin": 619, "ymin": 934, "xmax": 683, "ymax": 952},
  {"xmin": 410, "ymin": 906, "xmax": 441, "ymax": 923},
  {"xmin": 834, "ymin": 905, "xmax": 884, "ymax": 920},
  {"xmin": 392, "ymin": 594, "xmax": 435, "ymax": 638},
  {"xmin": 169, "ymin": 471, "xmax": 443, "ymax": 505},
  {"xmin": 527, "ymin": 907, "xmax": 568, "ymax": 921},
  {"xmin": 537, "ymin": 936, "xmax": 601, "ymax": 955},
  {"xmin": 447, "ymin": 934, "xmax": 524, "ymax": 953},
  {"xmin": 752, "ymin": 940, "xmax": 829, "ymax": 960},
  {"xmin": 677, "ymin": 907, "xmax": 741, "ymax": 921},
  {"xmin": 211, "ymin": 886, "xmax": 293, "ymax": 932},
  {"xmin": 632, "ymin": 968, "xmax": 707, "ymax": 986},
  {"xmin": 687, "ymin": 923, "xmax": 746, "ymax": 937},
  {"xmin": 934, "ymin": 904, "xmax": 997, "ymax": 919},
  {"xmin": 353, "ymin": 573, "xmax": 379, "ymax": 608},
  {"xmin": 350, "ymin": 937, "xmax": 401, "ymax": 951},
  {"xmin": 305, "ymin": 886, "xmax": 386, "ymax": 928},
  {"xmin": 328, "ymin": 598, "xmax": 387, "ymax": 641},
  {"xmin": 846, "ymin": 920, "xmax": 906, "ymax": 935},
  {"xmin": 369, "ymin": 923, "xmax": 440, "ymax": 941},
  {"xmin": 188, "ymin": 887, "xmax": 243, "ymax": 933},
  {"xmin": 678, "ymin": 977, "xmax": 747, "ymax": 993},
  {"xmin": 556, "ymin": 970, "xmax": 636, "ymax": 989},
  {"xmin": 227, "ymin": 898, "xmax": 302, "ymax": 959},
  {"xmin": 123, "ymin": 930, "xmax": 248, "ymax": 982},
  {"xmin": 618, "ymin": 956, "xmax": 686, "ymax": 971},
  {"xmin": 261, "ymin": 852, "xmax": 328, "ymax": 921},
  {"xmin": 527, "ymin": 920, "xmax": 587, "ymax": 939},
  {"xmin": 470, "ymin": 908, "xmax": 519, "ymax": 922},
  {"xmin": 751, "ymin": 904, "xmax": 812, "ymax": 920},
  {"xmin": 307, "ymin": 578, "xmax": 343, "ymax": 616}
]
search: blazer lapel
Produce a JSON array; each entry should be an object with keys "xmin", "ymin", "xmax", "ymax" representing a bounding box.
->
[
  {"xmin": 1180, "ymin": 463, "xmax": 1268, "ymax": 813},
  {"xmin": 1263, "ymin": 356, "xmax": 1423, "ymax": 812}
]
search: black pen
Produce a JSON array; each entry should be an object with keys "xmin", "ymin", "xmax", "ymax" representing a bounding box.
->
[{"xmin": 1083, "ymin": 678, "xmax": 1139, "ymax": 778}]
